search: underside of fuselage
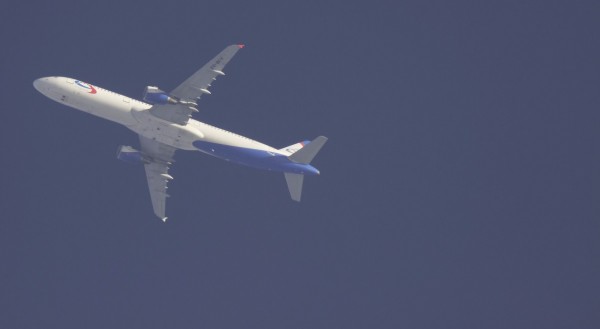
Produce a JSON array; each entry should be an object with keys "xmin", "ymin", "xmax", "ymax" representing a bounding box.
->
[{"xmin": 192, "ymin": 140, "xmax": 320, "ymax": 175}]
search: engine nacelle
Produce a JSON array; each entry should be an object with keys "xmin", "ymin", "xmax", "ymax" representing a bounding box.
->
[
  {"xmin": 143, "ymin": 86, "xmax": 178, "ymax": 105},
  {"xmin": 116, "ymin": 145, "xmax": 148, "ymax": 165}
]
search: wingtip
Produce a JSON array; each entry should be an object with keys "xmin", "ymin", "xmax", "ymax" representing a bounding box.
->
[
  {"xmin": 161, "ymin": 217, "xmax": 168, "ymax": 222},
  {"xmin": 237, "ymin": 44, "xmax": 245, "ymax": 49}
]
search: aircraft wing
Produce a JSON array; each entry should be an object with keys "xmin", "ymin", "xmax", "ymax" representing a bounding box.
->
[
  {"xmin": 149, "ymin": 44, "xmax": 244, "ymax": 125},
  {"xmin": 139, "ymin": 136, "xmax": 177, "ymax": 221}
]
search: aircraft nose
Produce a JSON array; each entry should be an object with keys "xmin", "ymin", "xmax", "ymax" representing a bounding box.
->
[{"xmin": 33, "ymin": 77, "xmax": 50, "ymax": 92}]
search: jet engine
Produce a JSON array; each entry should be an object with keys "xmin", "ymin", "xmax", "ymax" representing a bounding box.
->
[
  {"xmin": 143, "ymin": 86, "xmax": 178, "ymax": 105},
  {"xmin": 116, "ymin": 145, "xmax": 148, "ymax": 165}
]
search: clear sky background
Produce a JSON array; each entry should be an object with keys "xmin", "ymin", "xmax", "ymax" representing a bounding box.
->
[{"xmin": 1, "ymin": 1, "xmax": 599, "ymax": 328}]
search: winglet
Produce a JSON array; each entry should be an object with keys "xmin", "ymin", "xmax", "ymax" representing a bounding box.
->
[{"xmin": 237, "ymin": 44, "xmax": 245, "ymax": 49}]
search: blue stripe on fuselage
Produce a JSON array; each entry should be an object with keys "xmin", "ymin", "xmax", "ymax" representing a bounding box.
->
[{"xmin": 192, "ymin": 140, "xmax": 319, "ymax": 175}]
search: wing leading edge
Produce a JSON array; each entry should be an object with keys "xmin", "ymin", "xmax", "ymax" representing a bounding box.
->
[
  {"xmin": 139, "ymin": 136, "xmax": 177, "ymax": 221},
  {"xmin": 149, "ymin": 44, "xmax": 244, "ymax": 125}
]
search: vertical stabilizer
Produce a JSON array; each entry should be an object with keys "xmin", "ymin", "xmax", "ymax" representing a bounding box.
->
[{"xmin": 284, "ymin": 173, "xmax": 304, "ymax": 202}]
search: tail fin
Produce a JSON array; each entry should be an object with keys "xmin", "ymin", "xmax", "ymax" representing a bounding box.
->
[
  {"xmin": 284, "ymin": 136, "xmax": 328, "ymax": 202},
  {"xmin": 288, "ymin": 136, "xmax": 328, "ymax": 164}
]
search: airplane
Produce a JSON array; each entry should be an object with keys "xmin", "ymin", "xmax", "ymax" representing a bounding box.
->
[{"xmin": 33, "ymin": 44, "xmax": 327, "ymax": 222}]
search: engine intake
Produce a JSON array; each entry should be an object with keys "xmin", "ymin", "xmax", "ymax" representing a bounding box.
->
[
  {"xmin": 116, "ymin": 145, "xmax": 148, "ymax": 165},
  {"xmin": 143, "ymin": 86, "xmax": 178, "ymax": 105}
]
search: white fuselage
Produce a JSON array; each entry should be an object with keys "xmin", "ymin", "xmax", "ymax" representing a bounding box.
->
[{"xmin": 33, "ymin": 76, "xmax": 279, "ymax": 154}]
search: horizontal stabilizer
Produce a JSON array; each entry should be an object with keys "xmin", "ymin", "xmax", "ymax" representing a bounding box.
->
[
  {"xmin": 288, "ymin": 136, "xmax": 328, "ymax": 164},
  {"xmin": 284, "ymin": 173, "xmax": 304, "ymax": 202}
]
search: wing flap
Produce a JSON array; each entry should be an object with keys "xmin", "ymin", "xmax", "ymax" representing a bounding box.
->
[
  {"xmin": 139, "ymin": 136, "xmax": 177, "ymax": 221},
  {"xmin": 149, "ymin": 103, "xmax": 193, "ymax": 126},
  {"xmin": 171, "ymin": 44, "xmax": 244, "ymax": 101},
  {"xmin": 149, "ymin": 44, "xmax": 244, "ymax": 125}
]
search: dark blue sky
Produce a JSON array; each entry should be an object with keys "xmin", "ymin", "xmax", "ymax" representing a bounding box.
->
[{"xmin": 2, "ymin": 1, "xmax": 599, "ymax": 328}]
